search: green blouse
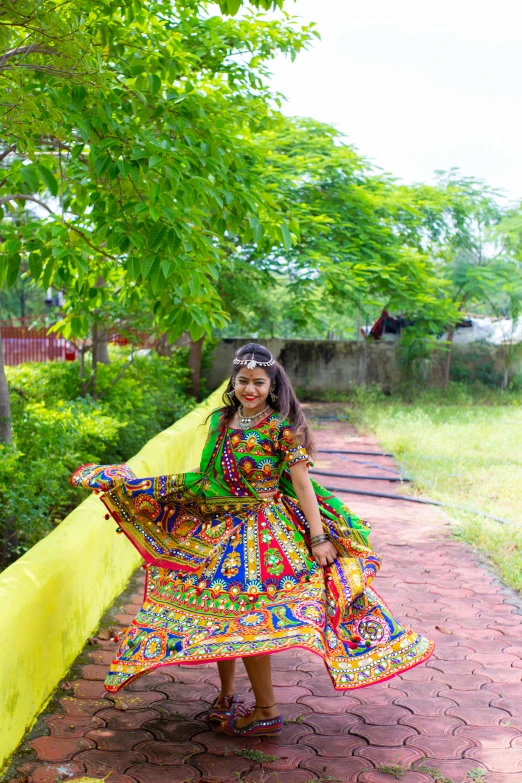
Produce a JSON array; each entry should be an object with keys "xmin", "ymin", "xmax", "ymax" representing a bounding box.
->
[{"xmin": 203, "ymin": 409, "xmax": 309, "ymax": 495}]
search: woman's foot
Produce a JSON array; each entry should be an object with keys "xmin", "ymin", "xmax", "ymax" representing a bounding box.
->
[
  {"xmin": 207, "ymin": 692, "xmax": 238, "ymax": 723},
  {"xmin": 235, "ymin": 704, "xmax": 279, "ymax": 728},
  {"xmin": 218, "ymin": 703, "xmax": 282, "ymax": 736}
]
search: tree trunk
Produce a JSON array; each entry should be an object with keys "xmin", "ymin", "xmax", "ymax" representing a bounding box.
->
[
  {"xmin": 89, "ymin": 324, "xmax": 99, "ymax": 399},
  {"xmin": 0, "ymin": 329, "xmax": 12, "ymax": 444},
  {"xmin": 188, "ymin": 337, "xmax": 204, "ymax": 399},
  {"xmin": 155, "ymin": 332, "xmax": 173, "ymax": 358},
  {"xmin": 443, "ymin": 327, "xmax": 455, "ymax": 391},
  {"xmin": 79, "ymin": 345, "xmax": 85, "ymax": 381},
  {"xmin": 93, "ymin": 326, "xmax": 110, "ymax": 364},
  {"xmin": 1, "ymin": 515, "xmax": 19, "ymax": 568}
]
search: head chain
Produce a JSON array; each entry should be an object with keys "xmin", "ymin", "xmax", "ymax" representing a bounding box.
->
[{"xmin": 233, "ymin": 350, "xmax": 275, "ymax": 370}]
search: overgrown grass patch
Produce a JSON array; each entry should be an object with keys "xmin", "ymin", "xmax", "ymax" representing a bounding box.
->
[{"xmin": 348, "ymin": 383, "xmax": 522, "ymax": 593}]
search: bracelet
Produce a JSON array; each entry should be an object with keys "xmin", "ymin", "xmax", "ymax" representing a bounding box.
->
[{"xmin": 310, "ymin": 533, "xmax": 329, "ymax": 547}]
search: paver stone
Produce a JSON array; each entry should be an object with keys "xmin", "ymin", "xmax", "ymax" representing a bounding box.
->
[
  {"xmin": 29, "ymin": 737, "xmax": 95, "ymax": 763},
  {"xmin": 350, "ymin": 724, "xmax": 417, "ymax": 746},
  {"xmin": 74, "ymin": 749, "xmax": 146, "ymax": 775},
  {"xmin": 85, "ymin": 728, "xmax": 154, "ymax": 750},
  {"xmin": 405, "ymin": 735, "xmax": 475, "ymax": 758},
  {"xmin": 301, "ymin": 734, "xmax": 365, "ymax": 756},
  {"xmin": 126, "ymin": 764, "xmax": 200, "ymax": 782}
]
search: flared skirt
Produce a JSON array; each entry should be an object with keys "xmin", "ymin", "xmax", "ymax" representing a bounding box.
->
[{"xmin": 104, "ymin": 493, "xmax": 433, "ymax": 692}]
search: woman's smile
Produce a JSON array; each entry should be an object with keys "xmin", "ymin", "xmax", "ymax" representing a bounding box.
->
[{"xmin": 234, "ymin": 367, "xmax": 271, "ymax": 414}]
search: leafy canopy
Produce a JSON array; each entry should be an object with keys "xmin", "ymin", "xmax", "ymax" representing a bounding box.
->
[{"xmin": 1, "ymin": 0, "xmax": 315, "ymax": 341}]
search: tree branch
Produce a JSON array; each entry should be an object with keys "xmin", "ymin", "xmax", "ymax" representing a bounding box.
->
[
  {"xmin": 40, "ymin": 136, "xmax": 87, "ymax": 163},
  {"xmin": 98, "ymin": 352, "xmax": 137, "ymax": 399},
  {"xmin": 0, "ymin": 144, "xmax": 15, "ymax": 162},
  {"xmin": 0, "ymin": 194, "xmax": 117, "ymax": 261},
  {"xmin": 0, "ymin": 44, "xmax": 58, "ymax": 65}
]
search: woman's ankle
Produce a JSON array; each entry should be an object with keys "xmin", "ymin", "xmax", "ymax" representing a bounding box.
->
[{"xmin": 254, "ymin": 704, "xmax": 279, "ymax": 717}]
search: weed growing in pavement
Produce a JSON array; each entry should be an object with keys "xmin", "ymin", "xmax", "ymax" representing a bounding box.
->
[
  {"xmin": 375, "ymin": 760, "xmax": 410, "ymax": 779},
  {"xmin": 283, "ymin": 714, "xmax": 306, "ymax": 725},
  {"xmin": 231, "ymin": 771, "xmax": 338, "ymax": 783},
  {"xmin": 376, "ymin": 758, "xmax": 488, "ymax": 783},
  {"xmin": 416, "ymin": 764, "xmax": 455, "ymax": 782},
  {"xmin": 234, "ymin": 748, "xmax": 280, "ymax": 764}
]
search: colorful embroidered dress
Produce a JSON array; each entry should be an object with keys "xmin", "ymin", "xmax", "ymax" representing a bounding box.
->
[{"xmin": 71, "ymin": 410, "xmax": 434, "ymax": 693}]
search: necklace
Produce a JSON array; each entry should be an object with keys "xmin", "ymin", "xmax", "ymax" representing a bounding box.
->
[{"xmin": 237, "ymin": 403, "xmax": 271, "ymax": 430}]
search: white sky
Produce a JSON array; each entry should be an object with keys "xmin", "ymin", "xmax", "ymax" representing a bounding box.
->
[{"xmin": 267, "ymin": 0, "xmax": 522, "ymax": 203}]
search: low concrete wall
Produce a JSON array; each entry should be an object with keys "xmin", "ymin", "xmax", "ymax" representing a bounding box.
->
[
  {"xmin": 207, "ymin": 339, "xmax": 520, "ymax": 393},
  {"xmin": 0, "ymin": 385, "xmax": 225, "ymax": 771},
  {"xmin": 208, "ymin": 339, "xmax": 402, "ymax": 394}
]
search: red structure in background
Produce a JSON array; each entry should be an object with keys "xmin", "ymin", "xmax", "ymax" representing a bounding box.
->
[
  {"xmin": 1, "ymin": 318, "xmax": 152, "ymax": 366},
  {"xmin": 1, "ymin": 318, "xmax": 77, "ymax": 366}
]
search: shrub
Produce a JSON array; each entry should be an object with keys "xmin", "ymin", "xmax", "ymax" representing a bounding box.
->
[{"xmin": 1, "ymin": 350, "xmax": 194, "ymax": 566}]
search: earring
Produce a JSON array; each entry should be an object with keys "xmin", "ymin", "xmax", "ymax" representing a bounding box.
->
[
  {"xmin": 269, "ymin": 389, "xmax": 278, "ymax": 404},
  {"xmin": 225, "ymin": 377, "xmax": 235, "ymax": 405}
]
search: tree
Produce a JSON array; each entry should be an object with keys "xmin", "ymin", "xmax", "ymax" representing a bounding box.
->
[
  {"xmin": 218, "ymin": 116, "xmax": 455, "ymax": 340},
  {"xmin": 422, "ymin": 171, "xmax": 515, "ymax": 388},
  {"xmin": 0, "ymin": 1, "xmax": 316, "ymax": 439}
]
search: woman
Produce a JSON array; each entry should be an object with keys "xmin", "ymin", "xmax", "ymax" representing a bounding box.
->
[{"xmin": 71, "ymin": 343, "xmax": 434, "ymax": 737}]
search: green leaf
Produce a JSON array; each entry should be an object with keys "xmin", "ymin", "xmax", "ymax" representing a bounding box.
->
[
  {"xmin": 148, "ymin": 223, "xmax": 167, "ymax": 251},
  {"xmin": 149, "ymin": 74, "xmax": 161, "ymax": 96},
  {"xmin": 94, "ymin": 156, "xmax": 112, "ymax": 176},
  {"xmin": 28, "ymin": 254, "xmax": 43, "ymax": 280},
  {"xmin": 167, "ymin": 229, "xmax": 181, "ymax": 253},
  {"xmin": 162, "ymin": 259, "xmax": 174, "ymax": 278},
  {"xmin": 36, "ymin": 165, "xmax": 58, "ymax": 197},
  {"xmin": 76, "ymin": 117, "xmax": 92, "ymax": 142},
  {"xmin": 21, "ymin": 165, "xmax": 40, "ymax": 192},
  {"xmin": 4, "ymin": 239, "xmax": 22, "ymax": 254},
  {"xmin": 131, "ymin": 147, "xmax": 149, "ymax": 160},
  {"xmin": 148, "ymin": 155, "xmax": 162, "ymax": 169},
  {"xmin": 42, "ymin": 257, "xmax": 55, "ymax": 289},
  {"xmin": 96, "ymin": 138, "xmax": 119, "ymax": 151},
  {"xmin": 278, "ymin": 223, "xmax": 292, "ymax": 251},
  {"xmin": 221, "ymin": 0, "xmax": 242, "ymax": 14},
  {"xmin": 141, "ymin": 255, "xmax": 156, "ymax": 279},
  {"xmin": 7, "ymin": 254, "xmax": 20, "ymax": 287},
  {"xmin": 128, "ymin": 256, "xmax": 141, "ymax": 280},
  {"xmin": 151, "ymin": 260, "xmax": 162, "ymax": 293}
]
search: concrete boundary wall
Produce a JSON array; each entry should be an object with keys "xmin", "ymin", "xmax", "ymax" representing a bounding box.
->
[
  {"xmin": 0, "ymin": 385, "xmax": 225, "ymax": 770},
  {"xmin": 207, "ymin": 339, "xmax": 404, "ymax": 393},
  {"xmin": 207, "ymin": 338, "xmax": 518, "ymax": 393}
]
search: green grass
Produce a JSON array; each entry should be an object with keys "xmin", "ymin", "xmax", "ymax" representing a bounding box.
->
[{"xmin": 348, "ymin": 385, "xmax": 522, "ymax": 593}]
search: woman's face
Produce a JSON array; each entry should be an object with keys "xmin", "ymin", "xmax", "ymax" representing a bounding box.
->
[{"xmin": 233, "ymin": 367, "xmax": 271, "ymax": 412}]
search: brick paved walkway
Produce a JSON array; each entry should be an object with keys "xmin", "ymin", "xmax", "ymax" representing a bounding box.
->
[{"xmin": 6, "ymin": 421, "xmax": 522, "ymax": 783}]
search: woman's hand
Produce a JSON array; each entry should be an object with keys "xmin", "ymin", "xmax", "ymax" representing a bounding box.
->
[{"xmin": 311, "ymin": 540, "xmax": 338, "ymax": 567}]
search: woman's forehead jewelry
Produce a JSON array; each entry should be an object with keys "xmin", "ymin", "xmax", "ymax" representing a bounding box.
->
[{"xmin": 233, "ymin": 349, "xmax": 275, "ymax": 370}]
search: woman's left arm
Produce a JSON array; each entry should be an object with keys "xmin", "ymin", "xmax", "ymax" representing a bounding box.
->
[{"xmin": 289, "ymin": 461, "xmax": 338, "ymax": 567}]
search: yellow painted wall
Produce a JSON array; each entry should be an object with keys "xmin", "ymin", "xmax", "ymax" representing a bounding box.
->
[{"xmin": 0, "ymin": 384, "xmax": 225, "ymax": 770}]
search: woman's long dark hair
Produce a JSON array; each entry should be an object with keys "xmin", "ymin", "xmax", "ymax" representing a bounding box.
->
[{"xmin": 216, "ymin": 342, "xmax": 315, "ymax": 459}]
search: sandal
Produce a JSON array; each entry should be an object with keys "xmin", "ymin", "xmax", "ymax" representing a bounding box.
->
[
  {"xmin": 207, "ymin": 693, "xmax": 239, "ymax": 723},
  {"xmin": 218, "ymin": 703, "xmax": 283, "ymax": 737}
]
